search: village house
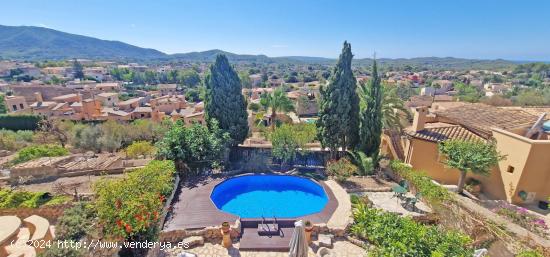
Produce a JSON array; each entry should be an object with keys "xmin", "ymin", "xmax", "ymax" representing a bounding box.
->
[
  {"xmin": 117, "ymin": 97, "xmax": 142, "ymax": 111},
  {"xmin": 158, "ymin": 84, "xmax": 177, "ymax": 96},
  {"xmin": 383, "ymin": 103, "xmax": 550, "ymax": 206},
  {"xmin": 149, "ymin": 95, "xmax": 187, "ymax": 113},
  {"xmin": 96, "ymin": 92, "xmax": 119, "ymax": 107},
  {"xmin": 3, "ymin": 95, "xmax": 29, "ymax": 113}
]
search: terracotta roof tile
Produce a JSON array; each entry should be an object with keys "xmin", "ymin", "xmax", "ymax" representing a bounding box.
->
[
  {"xmin": 407, "ymin": 125, "xmax": 485, "ymax": 143},
  {"xmin": 435, "ymin": 103, "xmax": 539, "ymax": 138}
]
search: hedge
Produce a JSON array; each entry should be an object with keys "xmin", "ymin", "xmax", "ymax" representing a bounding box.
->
[
  {"xmin": 390, "ymin": 160, "xmax": 452, "ymax": 203},
  {"xmin": 0, "ymin": 114, "xmax": 42, "ymax": 131}
]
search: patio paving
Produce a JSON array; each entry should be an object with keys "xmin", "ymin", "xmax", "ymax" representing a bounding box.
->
[
  {"xmin": 163, "ymin": 240, "xmax": 366, "ymax": 257},
  {"xmin": 359, "ymin": 192, "xmax": 432, "ymax": 216}
]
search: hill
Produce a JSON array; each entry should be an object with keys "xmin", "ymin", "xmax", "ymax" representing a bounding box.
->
[
  {"xmin": 0, "ymin": 25, "xmax": 518, "ymax": 70},
  {"xmin": 0, "ymin": 25, "xmax": 166, "ymax": 60}
]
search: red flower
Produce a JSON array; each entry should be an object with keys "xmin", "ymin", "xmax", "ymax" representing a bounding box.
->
[
  {"xmin": 125, "ymin": 224, "xmax": 132, "ymax": 233},
  {"xmin": 116, "ymin": 219, "xmax": 123, "ymax": 228}
]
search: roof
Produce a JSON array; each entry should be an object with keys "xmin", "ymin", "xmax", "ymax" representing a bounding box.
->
[
  {"xmin": 132, "ymin": 106, "xmax": 152, "ymax": 113},
  {"xmin": 405, "ymin": 95, "xmax": 433, "ymax": 108},
  {"xmin": 118, "ymin": 97, "xmax": 141, "ymax": 105},
  {"xmin": 97, "ymin": 92, "xmax": 118, "ymax": 98},
  {"xmin": 435, "ymin": 104, "xmax": 541, "ymax": 138},
  {"xmin": 30, "ymin": 101, "xmax": 57, "ymax": 108},
  {"xmin": 52, "ymin": 93, "xmax": 78, "ymax": 100},
  {"xmin": 52, "ymin": 102, "xmax": 67, "ymax": 111},
  {"xmin": 102, "ymin": 108, "xmax": 130, "ymax": 116},
  {"xmin": 406, "ymin": 123, "xmax": 485, "ymax": 143}
]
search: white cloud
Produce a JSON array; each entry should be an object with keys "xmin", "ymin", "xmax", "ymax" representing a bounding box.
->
[{"xmin": 36, "ymin": 23, "xmax": 49, "ymax": 28}]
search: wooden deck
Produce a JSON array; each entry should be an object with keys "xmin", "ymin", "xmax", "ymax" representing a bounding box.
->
[
  {"xmin": 163, "ymin": 174, "xmax": 338, "ymax": 232},
  {"xmin": 163, "ymin": 177, "xmax": 238, "ymax": 230}
]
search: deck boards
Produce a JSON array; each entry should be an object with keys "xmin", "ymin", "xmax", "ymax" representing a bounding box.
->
[{"xmin": 163, "ymin": 174, "xmax": 338, "ymax": 232}]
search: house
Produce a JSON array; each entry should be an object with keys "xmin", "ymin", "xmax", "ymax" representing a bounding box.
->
[
  {"xmin": 84, "ymin": 67, "xmax": 107, "ymax": 82},
  {"xmin": 29, "ymin": 92, "xmax": 56, "ymax": 117},
  {"xmin": 117, "ymin": 98, "xmax": 142, "ymax": 111},
  {"xmin": 96, "ymin": 92, "xmax": 119, "ymax": 107},
  {"xmin": 131, "ymin": 107, "xmax": 153, "ymax": 119},
  {"xmin": 149, "ymin": 95, "xmax": 187, "ymax": 113},
  {"xmin": 95, "ymin": 83, "xmax": 120, "ymax": 92},
  {"xmin": 158, "ymin": 84, "xmax": 177, "ymax": 96},
  {"xmin": 101, "ymin": 108, "xmax": 132, "ymax": 121},
  {"xmin": 3, "ymin": 95, "xmax": 29, "ymax": 113},
  {"xmin": 385, "ymin": 103, "xmax": 550, "ymax": 205}
]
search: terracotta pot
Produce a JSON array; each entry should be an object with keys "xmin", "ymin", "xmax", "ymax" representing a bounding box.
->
[
  {"xmin": 221, "ymin": 222, "xmax": 230, "ymax": 233},
  {"xmin": 304, "ymin": 225, "xmax": 313, "ymax": 243}
]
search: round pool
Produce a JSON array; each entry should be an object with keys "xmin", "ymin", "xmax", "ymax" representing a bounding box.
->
[{"xmin": 210, "ymin": 174, "xmax": 328, "ymax": 218}]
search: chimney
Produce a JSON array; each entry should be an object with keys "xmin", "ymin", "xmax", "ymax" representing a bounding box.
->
[
  {"xmin": 34, "ymin": 92, "xmax": 43, "ymax": 103},
  {"xmin": 412, "ymin": 106, "xmax": 428, "ymax": 131}
]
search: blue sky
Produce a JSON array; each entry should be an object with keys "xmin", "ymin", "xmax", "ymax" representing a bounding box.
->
[{"xmin": 1, "ymin": 0, "xmax": 550, "ymax": 60}]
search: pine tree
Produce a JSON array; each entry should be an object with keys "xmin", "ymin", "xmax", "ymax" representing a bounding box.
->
[
  {"xmin": 204, "ymin": 54, "xmax": 249, "ymax": 145},
  {"xmin": 72, "ymin": 59, "xmax": 84, "ymax": 79},
  {"xmin": 316, "ymin": 41, "xmax": 360, "ymax": 155},
  {"xmin": 359, "ymin": 59, "xmax": 383, "ymax": 157}
]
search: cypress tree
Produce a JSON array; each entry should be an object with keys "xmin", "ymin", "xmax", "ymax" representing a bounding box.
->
[
  {"xmin": 316, "ymin": 41, "xmax": 360, "ymax": 155},
  {"xmin": 359, "ymin": 59, "xmax": 383, "ymax": 157},
  {"xmin": 204, "ymin": 54, "xmax": 249, "ymax": 145}
]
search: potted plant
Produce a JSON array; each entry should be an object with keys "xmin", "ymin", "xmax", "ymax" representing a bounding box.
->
[
  {"xmin": 304, "ymin": 220, "xmax": 313, "ymax": 243},
  {"xmin": 221, "ymin": 221, "xmax": 230, "ymax": 233}
]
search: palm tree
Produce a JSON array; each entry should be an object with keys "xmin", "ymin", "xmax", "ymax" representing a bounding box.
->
[
  {"xmin": 260, "ymin": 88, "xmax": 295, "ymax": 130},
  {"xmin": 380, "ymin": 85, "xmax": 411, "ymax": 131},
  {"xmin": 359, "ymin": 83, "xmax": 411, "ymax": 131}
]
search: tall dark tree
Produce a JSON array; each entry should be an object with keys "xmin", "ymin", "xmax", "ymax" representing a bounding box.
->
[
  {"xmin": 316, "ymin": 41, "xmax": 360, "ymax": 155},
  {"xmin": 72, "ymin": 59, "xmax": 84, "ymax": 79},
  {"xmin": 359, "ymin": 59, "xmax": 383, "ymax": 157},
  {"xmin": 204, "ymin": 54, "xmax": 249, "ymax": 145}
]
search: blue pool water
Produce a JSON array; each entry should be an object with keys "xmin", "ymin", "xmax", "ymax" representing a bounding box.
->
[{"xmin": 210, "ymin": 175, "xmax": 328, "ymax": 218}]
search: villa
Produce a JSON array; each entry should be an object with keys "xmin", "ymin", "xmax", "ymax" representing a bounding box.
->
[{"xmin": 383, "ymin": 103, "xmax": 550, "ymax": 205}]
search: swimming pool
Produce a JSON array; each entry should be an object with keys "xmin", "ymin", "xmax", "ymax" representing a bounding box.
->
[{"xmin": 210, "ymin": 174, "xmax": 328, "ymax": 218}]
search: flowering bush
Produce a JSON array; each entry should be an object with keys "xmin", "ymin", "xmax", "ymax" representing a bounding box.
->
[
  {"xmin": 492, "ymin": 203, "xmax": 549, "ymax": 238},
  {"xmin": 94, "ymin": 160, "xmax": 175, "ymax": 239}
]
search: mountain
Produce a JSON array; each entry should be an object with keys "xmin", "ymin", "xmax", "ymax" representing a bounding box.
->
[
  {"xmin": 0, "ymin": 25, "xmax": 166, "ymax": 60},
  {"xmin": 0, "ymin": 25, "xmax": 519, "ymax": 70}
]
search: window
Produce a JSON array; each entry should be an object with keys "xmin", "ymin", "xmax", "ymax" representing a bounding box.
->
[
  {"xmin": 507, "ymin": 165, "xmax": 515, "ymax": 173},
  {"xmin": 12, "ymin": 105, "xmax": 17, "ymax": 111},
  {"xmin": 19, "ymin": 103, "xmax": 24, "ymax": 109}
]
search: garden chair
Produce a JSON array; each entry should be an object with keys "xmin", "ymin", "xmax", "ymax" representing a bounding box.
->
[{"xmin": 406, "ymin": 192, "xmax": 422, "ymax": 211}]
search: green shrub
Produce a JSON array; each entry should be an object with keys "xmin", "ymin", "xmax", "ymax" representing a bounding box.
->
[
  {"xmin": 0, "ymin": 189, "xmax": 68, "ymax": 208},
  {"xmin": 390, "ymin": 160, "xmax": 451, "ymax": 203},
  {"xmin": 0, "ymin": 129, "xmax": 35, "ymax": 151},
  {"xmin": 0, "ymin": 114, "xmax": 41, "ymax": 131},
  {"xmin": 351, "ymin": 201, "xmax": 473, "ymax": 257},
  {"xmin": 56, "ymin": 202, "xmax": 96, "ymax": 240},
  {"xmin": 13, "ymin": 144, "xmax": 69, "ymax": 164},
  {"xmin": 326, "ymin": 158, "xmax": 357, "ymax": 182},
  {"xmin": 125, "ymin": 141, "xmax": 156, "ymax": 158},
  {"xmin": 348, "ymin": 151, "xmax": 374, "ymax": 175},
  {"xmin": 516, "ymin": 249, "xmax": 544, "ymax": 257}
]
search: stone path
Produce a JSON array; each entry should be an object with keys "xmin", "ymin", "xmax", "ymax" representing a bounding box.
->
[
  {"xmin": 325, "ymin": 180, "xmax": 352, "ymax": 229},
  {"xmin": 164, "ymin": 240, "xmax": 366, "ymax": 257},
  {"xmin": 359, "ymin": 192, "xmax": 432, "ymax": 217}
]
